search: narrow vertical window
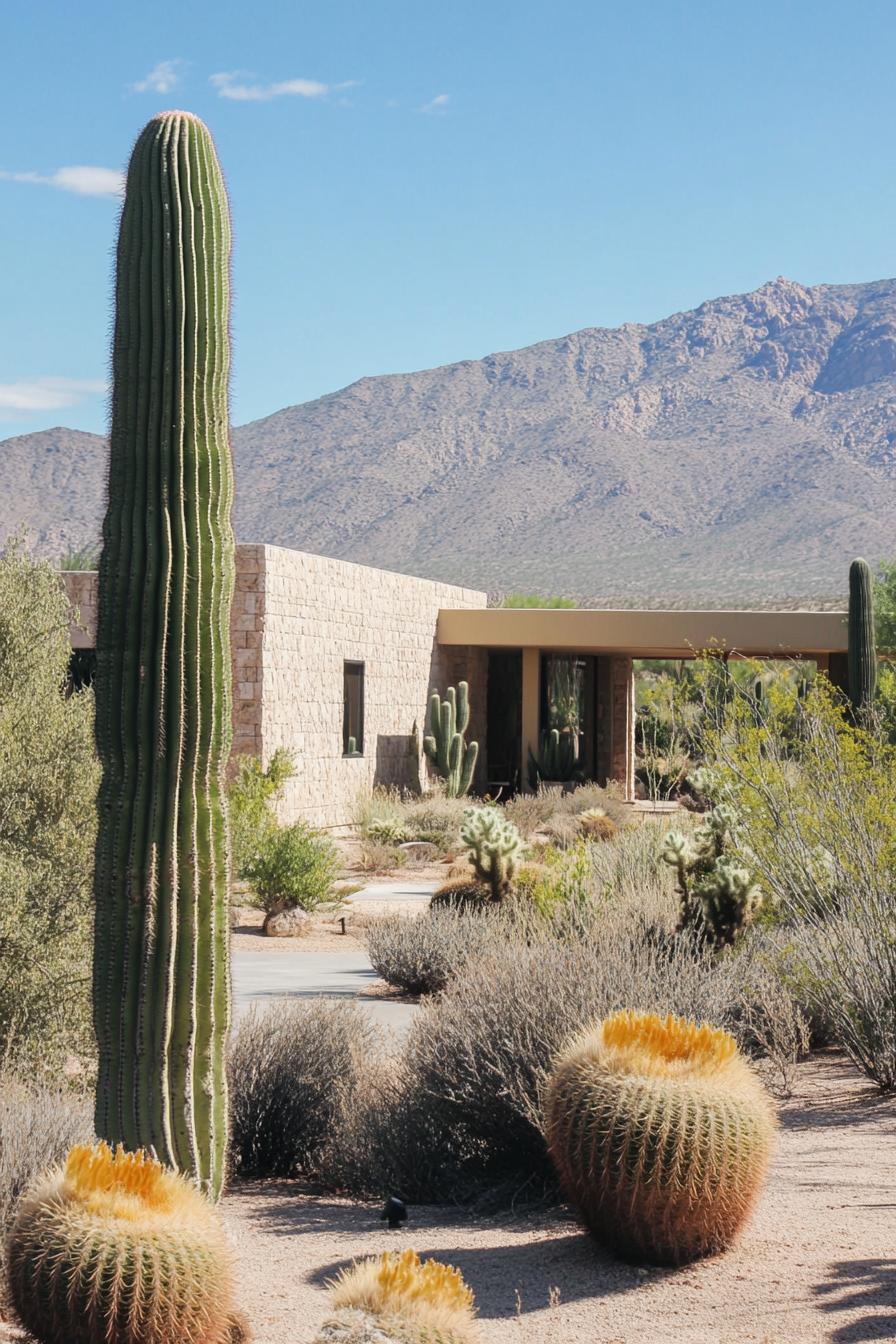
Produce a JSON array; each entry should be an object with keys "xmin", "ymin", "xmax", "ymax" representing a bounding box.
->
[{"xmin": 343, "ymin": 661, "xmax": 364, "ymax": 756}]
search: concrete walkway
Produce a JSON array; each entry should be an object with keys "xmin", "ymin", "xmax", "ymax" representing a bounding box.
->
[{"xmin": 231, "ymin": 879, "xmax": 436, "ymax": 1035}]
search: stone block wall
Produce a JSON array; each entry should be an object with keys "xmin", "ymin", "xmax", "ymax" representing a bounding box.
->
[
  {"xmin": 259, "ymin": 546, "xmax": 487, "ymax": 827},
  {"xmin": 62, "ymin": 546, "xmax": 487, "ymax": 827}
]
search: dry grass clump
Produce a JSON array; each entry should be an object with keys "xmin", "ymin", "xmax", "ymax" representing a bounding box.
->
[
  {"xmin": 364, "ymin": 907, "xmax": 502, "ymax": 995},
  {"xmin": 0, "ymin": 1072, "xmax": 93, "ymax": 1266},
  {"xmin": 229, "ymin": 1000, "xmax": 376, "ymax": 1178},
  {"xmin": 357, "ymin": 839, "xmax": 408, "ymax": 874},
  {"xmin": 353, "ymin": 786, "xmax": 468, "ymax": 856}
]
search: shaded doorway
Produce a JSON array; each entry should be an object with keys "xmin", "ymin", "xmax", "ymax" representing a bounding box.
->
[{"xmin": 486, "ymin": 650, "xmax": 522, "ymax": 796}]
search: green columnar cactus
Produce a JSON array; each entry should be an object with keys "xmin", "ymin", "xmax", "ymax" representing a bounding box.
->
[
  {"xmin": 93, "ymin": 111, "xmax": 234, "ymax": 1199},
  {"xmin": 315, "ymin": 1250, "xmax": 480, "ymax": 1344},
  {"xmin": 423, "ymin": 683, "xmax": 478, "ymax": 796},
  {"xmin": 545, "ymin": 1012, "xmax": 776, "ymax": 1265},
  {"xmin": 461, "ymin": 805, "xmax": 524, "ymax": 901},
  {"xmin": 527, "ymin": 727, "xmax": 583, "ymax": 788},
  {"xmin": 848, "ymin": 557, "xmax": 877, "ymax": 713},
  {"xmin": 7, "ymin": 1143, "xmax": 238, "ymax": 1344}
]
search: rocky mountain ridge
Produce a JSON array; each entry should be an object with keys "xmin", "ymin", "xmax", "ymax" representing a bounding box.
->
[{"xmin": 3, "ymin": 275, "xmax": 896, "ymax": 604}]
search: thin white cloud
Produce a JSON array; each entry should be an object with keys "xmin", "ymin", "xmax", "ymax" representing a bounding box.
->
[
  {"xmin": 210, "ymin": 71, "xmax": 330, "ymax": 101},
  {"xmin": 0, "ymin": 378, "xmax": 107, "ymax": 413},
  {"xmin": 133, "ymin": 59, "xmax": 185, "ymax": 94},
  {"xmin": 0, "ymin": 166, "xmax": 124, "ymax": 198},
  {"xmin": 420, "ymin": 93, "xmax": 450, "ymax": 114}
]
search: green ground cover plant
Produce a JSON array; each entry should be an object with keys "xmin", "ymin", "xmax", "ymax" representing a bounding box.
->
[{"xmin": 0, "ymin": 544, "xmax": 99, "ymax": 1070}]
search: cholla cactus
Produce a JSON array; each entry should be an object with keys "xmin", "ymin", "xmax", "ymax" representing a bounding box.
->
[
  {"xmin": 423, "ymin": 683, "xmax": 478, "ymax": 797},
  {"xmin": 662, "ymin": 804, "xmax": 761, "ymax": 948},
  {"xmin": 315, "ymin": 1249, "xmax": 480, "ymax": 1343},
  {"xmin": 461, "ymin": 805, "xmax": 525, "ymax": 901},
  {"xmin": 545, "ymin": 1011, "xmax": 776, "ymax": 1265},
  {"xmin": 6, "ymin": 1141, "xmax": 238, "ymax": 1344}
]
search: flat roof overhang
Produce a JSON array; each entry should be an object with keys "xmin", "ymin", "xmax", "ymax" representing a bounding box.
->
[{"xmin": 437, "ymin": 607, "xmax": 848, "ymax": 658}]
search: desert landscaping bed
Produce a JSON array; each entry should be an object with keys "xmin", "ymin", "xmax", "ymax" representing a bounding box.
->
[{"xmin": 219, "ymin": 1055, "xmax": 894, "ymax": 1344}]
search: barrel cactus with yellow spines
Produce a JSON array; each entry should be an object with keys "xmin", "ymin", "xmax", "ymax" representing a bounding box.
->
[
  {"xmin": 545, "ymin": 1010, "xmax": 776, "ymax": 1264},
  {"xmin": 6, "ymin": 1142, "xmax": 238, "ymax": 1344},
  {"xmin": 314, "ymin": 1249, "xmax": 480, "ymax": 1344},
  {"xmin": 93, "ymin": 110, "xmax": 234, "ymax": 1198}
]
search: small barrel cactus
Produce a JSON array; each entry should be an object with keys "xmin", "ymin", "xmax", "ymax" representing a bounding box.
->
[
  {"xmin": 461, "ymin": 805, "xmax": 524, "ymax": 901},
  {"xmin": 423, "ymin": 683, "xmax": 478, "ymax": 797},
  {"xmin": 6, "ymin": 1141, "xmax": 238, "ymax": 1344},
  {"xmin": 577, "ymin": 807, "xmax": 618, "ymax": 842},
  {"xmin": 315, "ymin": 1249, "xmax": 479, "ymax": 1343},
  {"xmin": 545, "ymin": 1010, "xmax": 776, "ymax": 1265}
]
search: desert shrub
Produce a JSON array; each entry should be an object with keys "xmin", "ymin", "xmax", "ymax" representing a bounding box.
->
[
  {"xmin": 587, "ymin": 819, "xmax": 678, "ymax": 925},
  {"xmin": 502, "ymin": 791, "xmax": 558, "ymax": 836},
  {"xmin": 402, "ymin": 790, "xmax": 469, "ymax": 854},
  {"xmin": 0, "ymin": 544, "xmax": 99, "ymax": 1069},
  {"xmin": 357, "ymin": 838, "xmax": 408, "ymax": 873},
  {"xmin": 331, "ymin": 910, "xmax": 746, "ymax": 1203},
  {"xmin": 731, "ymin": 943, "xmax": 811, "ymax": 1097},
  {"xmin": 229, "ymin": 1000, "xmax": 375, "ymax": 1178},
  {"xmin": 228, "ymin": 748, "xmax": 294, "ymax": 879},
  {"xmin": 513, "ymin": 844, "xmax": 592, "ymax": 914},
  {"xmin": 700, "ymin": 672, "xmax": 896, "ymax": 1088},
  {"xmin": 0, "ymin": 1073, "xmax": 93, "ymax": 1263},
  {"xmin": 365, "ymin": 907, "xmax": 501, "ymax": 995},
  {"xmin": 243, "ymin": 821, "xmax": 339, "ymax": 913},
  {"xmin": 551, "ymin": 781, "xmax": 631, "ymax": 828},
  {"xmin": 354, "ymin": 787, "xmax": 409, "ymax": 841}
]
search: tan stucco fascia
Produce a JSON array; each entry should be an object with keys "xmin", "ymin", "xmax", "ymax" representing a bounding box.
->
[{"xmin": 436, "ymin": 607, "xmax": 848, "ymax": 658}]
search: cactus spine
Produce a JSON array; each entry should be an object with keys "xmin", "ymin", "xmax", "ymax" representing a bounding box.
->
[
  {"xmin": 423, "ymin": 683, "xmax": 478, "ymax": 796},
  {"xmin": 6, "ymin": 1143, "xmax": 236, "ymax": 1344},
  {"xmin": 545, "ymin": 1011, "xmax": 776, "ymax": 1264},
  {"xmin": 93, "ymin": 112, "xmax": 234, "ymax": 1198},
  {"xmin": 315, "ymin": 1250, "xmax": 480, "ymax": 1344},
  {"xmin": 848, "ymin": 557, "xmax": 877, "ymax": 713},
  {"xmin": 461, "ymin": 805, "xmax": 524, "ymax": 901}
]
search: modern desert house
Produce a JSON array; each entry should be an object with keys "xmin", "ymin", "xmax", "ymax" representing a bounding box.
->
[{"xmin": 64, "ymin": 543, "xmax": 849, "ymax": 827}]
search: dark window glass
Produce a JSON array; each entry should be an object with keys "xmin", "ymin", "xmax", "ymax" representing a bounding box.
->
[{"xmin": 343, "ymin": 661, "xmax": 364, "ymax": 755}]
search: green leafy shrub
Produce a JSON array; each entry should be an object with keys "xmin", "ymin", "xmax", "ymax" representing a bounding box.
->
[
  {"xmin": 228, "ymin": 748, "xmax": 294, "ymax": 879},
  {"xmin": 696, "ymin": 671, "xmax": 896, "ymax": 1088},
  {"xmin": 230, "ymin": 1001, "xmax": 375, "ymax": 1178},
  {"xmin": 0, "ymin": 544, "xmax": 99, "ymax": 1069},
  {"xmin": 243, "ymin": 820, "xmax": 339, "ymax": 913}
]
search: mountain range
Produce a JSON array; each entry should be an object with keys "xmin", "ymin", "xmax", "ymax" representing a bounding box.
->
[{"xmin": 4, "ymin": 274, "xmax": 896, "ymax": 606}]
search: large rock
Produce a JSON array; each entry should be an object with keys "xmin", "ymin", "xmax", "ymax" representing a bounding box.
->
[{"xmin": 263, "ymin": 905, "xmax": 312, "ymax": 938}]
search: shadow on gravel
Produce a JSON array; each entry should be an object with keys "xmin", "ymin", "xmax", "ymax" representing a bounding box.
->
[{"xmin": 814, "ymin": 1259, "xmax": 896, "ymax": 1343}]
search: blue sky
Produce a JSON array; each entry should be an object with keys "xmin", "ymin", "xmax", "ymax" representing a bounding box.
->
[{"xmin": 2, "ymin": 0, "xmax": 896, "ymax": 438}]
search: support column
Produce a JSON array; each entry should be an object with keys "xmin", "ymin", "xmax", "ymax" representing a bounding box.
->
[
  {"xmin": 521, "ymin": 647, "xmax": 540, "ymax": 792},
  {"xmin": 609, "ymin": 655, "xmax": 635, "ymax": 802}
]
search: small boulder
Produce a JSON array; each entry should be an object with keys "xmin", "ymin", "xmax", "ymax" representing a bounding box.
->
[{"xmin": 263, "ymin": 906, "xmax": 312, "ymax": 938}]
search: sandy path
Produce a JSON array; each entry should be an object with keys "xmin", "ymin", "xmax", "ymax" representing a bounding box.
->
[{"xmin": 225, "ymin": 1055, "xmax": 896, "ymax": 1344}]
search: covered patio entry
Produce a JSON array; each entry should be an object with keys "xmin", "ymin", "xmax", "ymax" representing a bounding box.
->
[{"xmin": 438, "ymin": 606, "xmax": 850, "ymax": 800}]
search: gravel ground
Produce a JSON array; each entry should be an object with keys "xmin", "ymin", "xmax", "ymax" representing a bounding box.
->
[
  {"xmin": 0, "ymin": 1056, "xmax": 892, "ymax": 1343},
  {"xmin": 225, "ymin": 1054, "xmax": 895, "ymax": 1344}
]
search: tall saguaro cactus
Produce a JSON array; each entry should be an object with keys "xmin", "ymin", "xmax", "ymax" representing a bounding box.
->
[
  {"xmin": 847, "ymin": 557, "xmax": 877, "ymax": 714},
  {"xmin": 93, "ymin": 111, "xmax": 234, "ymax": 1199},
  {"xmin": 423, "ymin": 682, "xmax": 478, "ymax": 796}
]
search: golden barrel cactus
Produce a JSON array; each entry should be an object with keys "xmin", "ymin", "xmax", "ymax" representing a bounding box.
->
[
  {"xmin": 545, "ymin": 1011, "xmax": 776, "ymax": 1264},
  {"xmin": 6, "ymin": 1142, "xmax": 238, "ymax": 1344},
  {"xmin": 315, "ymin": 1249, "xmax": 480, "ymax": 1343}
]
